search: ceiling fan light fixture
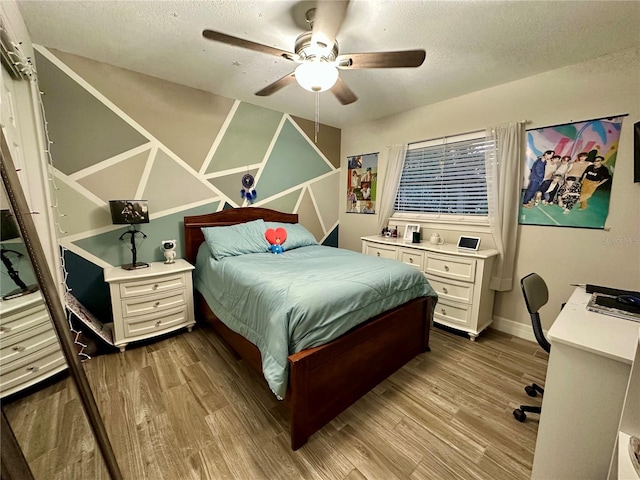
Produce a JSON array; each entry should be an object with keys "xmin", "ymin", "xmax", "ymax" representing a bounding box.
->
[{"xmin": 295, "ymin": 61, "xmax": 338, "ymax": 92}]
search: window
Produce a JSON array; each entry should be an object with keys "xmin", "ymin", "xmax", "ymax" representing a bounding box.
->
[{"xmin": 394, "ymin": 132, "xmax": 493, "ymax": 220}]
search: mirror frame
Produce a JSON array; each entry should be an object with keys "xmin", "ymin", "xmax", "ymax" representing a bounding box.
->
[{"xmin": 1, "ymin": 129, "xmax": 123, "ymax": 479}]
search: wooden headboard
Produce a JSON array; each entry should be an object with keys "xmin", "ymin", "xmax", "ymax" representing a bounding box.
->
[{"xmin": 183, "ymin": 207, "xmax": 298, "ymax": 264}]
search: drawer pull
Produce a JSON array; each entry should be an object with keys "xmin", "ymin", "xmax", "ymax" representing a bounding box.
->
[
  {"xmin": 376, "ymin": 252, "xmax": 380, "ymax": 257},
  {"xmin": 152, "ymin": 284, "xmax": 159, "ymax": 290},
  {"xmin": 444, "ymin": 265, "xmax": 450, "ymax": 272},
  {"xmin": 154, "ymin": 301, "xmax": 160, "ymax": 308},
  {"xmin": 26, "ymin": 366, "xmax": 39, "ymax": 372},
  {"xmin": 0, "ymin": 326, "xmax": 11, "ymax": 333},
  {"xmin": 155, "ymin": 320, "xmax": 162, "ymax": 327},
  {"xmin": 441, "ymin": 308, "xmax": 447, "ymax": 315},
  {"xmin": 12, "ymin": 346, "xmax": 25, "ymax": 352},
  {"xmin": 442, "ymin": 287, "xmax": 448, "ymax": 294},
  {"xmin": 409, "ymin": 258, "xmax": 413, "ymax": 263}
]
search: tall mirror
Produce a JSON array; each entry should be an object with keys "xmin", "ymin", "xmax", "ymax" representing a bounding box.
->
[
  {"xmin": 0, "ymin": 163, "xmax": 116, "ymax": 479},
  {"xmin": 1, "ymin": 6, "xmax": 119, "ymax": 474}
]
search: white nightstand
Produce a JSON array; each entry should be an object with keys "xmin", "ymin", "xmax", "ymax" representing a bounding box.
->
[{"xmin": 103, "ymin": 259, "xmax": 195, "ymax": 352}]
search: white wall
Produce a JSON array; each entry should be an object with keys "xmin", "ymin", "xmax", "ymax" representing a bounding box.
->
[
  {"xmin": 1, "ymin": 0, "xmax": 63, "ymax": 291},
  {"xmin": 340, "ymin": 47, "xmax": 640, "ymax": 334}
]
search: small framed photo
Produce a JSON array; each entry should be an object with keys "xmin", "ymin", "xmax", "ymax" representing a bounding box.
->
[{"xmin": 404, "ymin": 224, "xmax": 420, "ymax": 241}]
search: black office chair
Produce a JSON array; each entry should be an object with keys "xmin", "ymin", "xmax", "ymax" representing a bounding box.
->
[{"xmin": 513, "ymin": 273, "xmax": 551, "ymax": 422}]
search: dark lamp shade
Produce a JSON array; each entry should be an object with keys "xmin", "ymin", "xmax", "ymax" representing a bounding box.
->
[{"xmin": 0, "ymin": 209, "xmax": 21, "ymax": 241}]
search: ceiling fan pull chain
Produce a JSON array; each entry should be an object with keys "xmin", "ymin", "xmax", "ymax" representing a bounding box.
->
[{"xmin": 315, "ymin": 91, "xmax": 320, "ymax": 143}]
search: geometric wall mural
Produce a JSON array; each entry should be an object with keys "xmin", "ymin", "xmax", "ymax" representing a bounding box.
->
[
  {"xmin": 35, "ymin": 50, "xmax": 150, "ymax": 175},
  {"xmin": 142, "ymin": 149, "xmax": 217, "ymax": 213},
  {"xmin": 76, "ymin": 148, "xmax": 151, "ymax": 202},
  {"xmin": 206, "ymin": 102, "xmax": 283, "ymax": 175},
  {"xmin": 34, "ymin": 45, "xmax": 341, "ymax": 290}
]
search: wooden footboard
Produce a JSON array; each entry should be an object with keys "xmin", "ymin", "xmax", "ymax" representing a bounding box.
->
[
  {"xmin": 195, "ymin": 291, "xmax": 431, "ymax": 449},
  {"xmin": 287, "ymin": 295, "xmax": 432, "ymax": 449}
]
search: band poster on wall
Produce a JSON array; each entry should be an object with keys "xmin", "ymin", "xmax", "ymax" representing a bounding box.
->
[
  {"xmin": 519, "ymin": 115, "xmax": 625, "ymax": 229},
  {"xmin": 347, "ymin": 152, "xmax": 378, "ymax": 214}
]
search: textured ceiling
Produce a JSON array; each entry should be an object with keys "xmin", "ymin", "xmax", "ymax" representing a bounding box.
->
[{"xmin": 16, "ymin": 0, "xmax": 640, "ymax": 129}]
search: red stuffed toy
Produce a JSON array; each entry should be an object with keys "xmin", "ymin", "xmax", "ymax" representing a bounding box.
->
[{"xmin": 265, "ymin": 228, "xmax": 287, "ymax": 254}]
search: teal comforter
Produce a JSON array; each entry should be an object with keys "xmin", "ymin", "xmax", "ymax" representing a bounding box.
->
[{"xmin": 195, "ymin": 244, "xmax": 436, "ymax": 398}]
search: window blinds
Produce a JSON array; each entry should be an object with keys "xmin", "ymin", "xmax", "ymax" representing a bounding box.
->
[{"xmin": 394, "ymin": 134, "xmax": 493, "ymax": 216}]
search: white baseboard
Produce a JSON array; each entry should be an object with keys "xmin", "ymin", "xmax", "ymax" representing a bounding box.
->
[{"xmin": 491, "ymin": 315, "xmax": 548, "ymax": 344}]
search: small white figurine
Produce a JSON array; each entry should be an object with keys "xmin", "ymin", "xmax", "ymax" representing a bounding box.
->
[{"xmin": 161, "ymin": 239, "xmax": 176, "ymax": 264}]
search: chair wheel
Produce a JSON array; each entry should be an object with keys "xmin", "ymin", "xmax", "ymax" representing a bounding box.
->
[
  {"xmin": 513, "ymin": 409, "xmax": 526, "ymax": 422},
  {"xmin": 525, "ymin": 385, "xmax": 537, "ymax": 397}
]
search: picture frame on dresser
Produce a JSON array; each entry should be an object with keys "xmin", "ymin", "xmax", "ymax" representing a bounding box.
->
[{"xmin": 404, "ymin": 224, "xmax": 420, "ymax": 241}]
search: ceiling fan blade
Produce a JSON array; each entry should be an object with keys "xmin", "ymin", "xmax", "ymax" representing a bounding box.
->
[
  {"xmin": 337, "ymin": 50, "xmax": 426, "ymax": 69},
  {"xmin": 331, "ymin": 76, "xmax": 358, "ymax": 105},
  {"xmin": 255, "ymin": 72, "xmax": 297, "ymax": 97},
  {"xmin": 311, "ymin": 0, "xmax": 350, "ymax": 51},
  {"xmin": 203, "ymin": 30, "xmax": 297, "ymax": 61}
]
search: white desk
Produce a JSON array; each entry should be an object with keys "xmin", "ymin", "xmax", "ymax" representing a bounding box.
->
[{"xmin": 532, "ymin": 287, "xmax": 639, "ymax": 480}]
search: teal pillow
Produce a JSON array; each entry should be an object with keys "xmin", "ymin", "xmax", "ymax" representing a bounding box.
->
[
  {"xmin": 264, "ymin": 222, "xmax": 319, "ymax": 250},
  {"xmin": 201, "ymin": 219, "xmax": 269, "ymax": 260}
]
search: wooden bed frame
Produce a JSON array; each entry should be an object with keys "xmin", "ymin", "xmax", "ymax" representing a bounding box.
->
[{"xmin": 183, "ymin": 207, "xmax": 433, "ymax": 450}]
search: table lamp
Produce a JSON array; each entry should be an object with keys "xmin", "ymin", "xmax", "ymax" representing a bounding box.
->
[{"xmin": 109, "ymin": 200, "xmax": 150, "ymax": 270}]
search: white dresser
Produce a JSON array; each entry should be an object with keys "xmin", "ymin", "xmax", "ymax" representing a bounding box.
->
[
  {"xmin": 361, "ymin": 236, "xmax": 498, "ymax": 340},
  {"xmin": 104, "ymin": 259, "xmax": 196, "ymax": 352},
  {"xmin": 0, "ymin": 292, "xmax": 66, "ymax": 398}
]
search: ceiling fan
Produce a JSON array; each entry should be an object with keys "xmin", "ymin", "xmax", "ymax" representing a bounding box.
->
[{"xmin": 202, "ymin": 0, "xmax": 426, "ymax": 105}]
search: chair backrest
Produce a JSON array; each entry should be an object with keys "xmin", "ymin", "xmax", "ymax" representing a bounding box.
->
[{"xmin": 520, "ymin": 273, "xmax": 551, "ymax": 353}]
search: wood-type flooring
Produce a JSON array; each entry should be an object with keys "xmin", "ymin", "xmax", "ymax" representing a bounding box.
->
[{"xmin": 3, "ymin": 324, "xmax": 548, "ymax": 479}]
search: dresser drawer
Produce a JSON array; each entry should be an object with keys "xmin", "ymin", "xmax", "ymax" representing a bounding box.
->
[
  {"xmin": 425, "ymin": 274, "xmax": 473, "ymax": 304},
  {"xmin": 119, "ymin": 273, "xmax": 186, "ymax": 299},
  {"xmin": 121, "ymin": 290, "xmax": 186, "ymax": 318},
  {"xmin": 0, "ymin": 322, "xmax": 59, "ymax": 366},
  {"xmin": 364, "ymin": 243, "xmax": 397, "ymax": 260},
  {"xmin": 0, "ymin": 303, "xmax": 50, "ymax": 337},
  {"xmin": 124, "ymin": 306, "xmax": 189, "ymax": 337},
  {"xmin": 0, "ymin": 342, "xmax": 65, "ymax": 394},
  {"xmin": 433, "ymin": 299, "xmax": 470, "ymax": 327},
  {"xmin": 398, "ymin": 249, "xmax": 424, "ymax": 270},
  {"xmin": 425, "ymin": 253, "xmax": 476, "ymax": 282}
]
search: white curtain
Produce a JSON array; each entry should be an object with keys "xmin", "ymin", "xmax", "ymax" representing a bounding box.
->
[
  {"xmin": 485, "ymin": 122, "xmax": 524, "ymax": 291},
  {"xmin": 376, "ymin": 144, "xmax": 407, "ymax": 234}
]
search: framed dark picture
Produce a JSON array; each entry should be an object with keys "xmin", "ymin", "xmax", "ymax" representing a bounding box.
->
[{"xmin": 109, "ymin": 200, "xmax": 149, "ymax": 225}]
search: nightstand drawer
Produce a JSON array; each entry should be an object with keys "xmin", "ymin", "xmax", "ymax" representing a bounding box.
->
[
  {"xmin": 124, "ymin": 306, "xmax": 189, "ymax": 337},
  {"xmin": 425, "ymin": 274, "xmax": 473, "ymax": 304},
  {"xmin": 121, "ymin": 290, "xmax": 186, "ymax": 318},
  {"xmin": 0, "ymin": 343, "xmax": 65, "ymax": 394},
  {"xmin": 425, "ymin": 254, "xmax": 476, "ymax": 282},
  {"xmin": 0, "ymin": 322, "xmax": 59, "ymax": 366},
  {"xmin": 0, "ymin": 303, "xmax": 50, "ymax": 336},
  {"xmin": 119, "ymin": 273, "xmax": 186, "ymax": 299},
  {"xmin": 433, "ymin": 299, "xmax": 470, "ymax": 327}
]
